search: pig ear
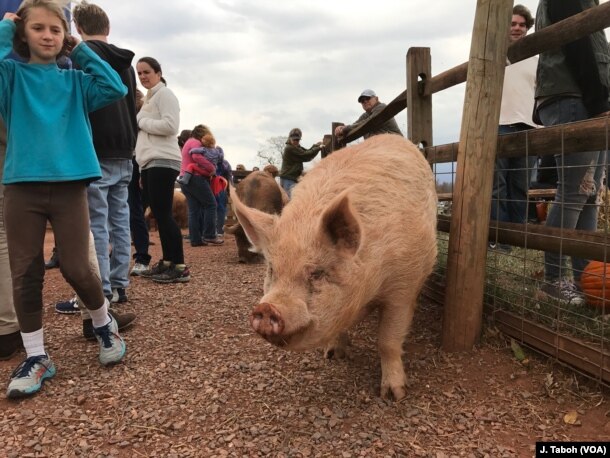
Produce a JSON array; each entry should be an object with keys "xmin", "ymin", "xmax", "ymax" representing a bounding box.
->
[
  {"xmin": 319, "ymin": 191, "xmax": 361, "ymax": 255},
  {"xmin": 231, "ymin": 185, "xmax": 275, "ymax": 250}
]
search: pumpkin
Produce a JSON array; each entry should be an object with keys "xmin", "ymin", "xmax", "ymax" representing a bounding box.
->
[{"xmin": 581, "ymin": 261, "xmax": 610, "ymax": 310}]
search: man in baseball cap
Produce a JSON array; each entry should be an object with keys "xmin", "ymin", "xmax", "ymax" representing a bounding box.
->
[{"xmin": 335, "ymin": 89, "xmax": 402, "ymax": 140}]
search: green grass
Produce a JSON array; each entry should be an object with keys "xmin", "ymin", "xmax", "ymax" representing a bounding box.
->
[{"xmin": 434, "ymin": 236, "xmax": 610, "ymax": 345}]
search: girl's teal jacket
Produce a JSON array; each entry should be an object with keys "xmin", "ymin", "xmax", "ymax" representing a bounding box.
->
[{"xmin": 0, "ymin": 19, "xmax": 127, "ymax": 184}]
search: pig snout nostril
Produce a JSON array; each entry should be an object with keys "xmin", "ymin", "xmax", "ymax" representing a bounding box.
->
[{"xmin": 250, "ymin": 302, "xmax": 284, "ymax": 337}]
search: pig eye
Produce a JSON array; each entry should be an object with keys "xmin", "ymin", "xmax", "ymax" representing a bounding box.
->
[{"xmin": 309, "ymin": 269, "xmax": 325, "ymax": 281}]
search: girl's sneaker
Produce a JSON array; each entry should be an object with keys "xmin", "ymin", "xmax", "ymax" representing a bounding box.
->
[
  {"xmin": 93, "ymin": 315, "xmax": 126, "ymax": 366},
  {"xmin": 6, "ymin": 354, "xmax": 56, "ymax": 398}
]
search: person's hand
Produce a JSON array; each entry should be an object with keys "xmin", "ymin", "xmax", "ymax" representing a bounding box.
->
[
  {"xmin": 63, "ymin": 34, "xmax": 80, "ymax": 54},
  {"xmin": 334, "ymin": 125, "xmax": 345, "ymax": 137},
  {"xmin": 3, "ymin": 12, "xmax": 19, "ymax": 22},
  {"xmin": 314, "ymin": 141, "xmax": 322, "ymax": 146}
]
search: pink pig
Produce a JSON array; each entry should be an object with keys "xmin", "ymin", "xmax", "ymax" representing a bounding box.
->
[{"xmin": 231, "ymin": 134, "xmax": 437, "ymax": 400}]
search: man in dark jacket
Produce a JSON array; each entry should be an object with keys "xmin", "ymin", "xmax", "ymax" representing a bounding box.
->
[
  {"xmin": 535, "ymin": 0, "xmax": 610, "ymax": 305},
  {"xmin": 334, "ymin": 89, "xmax": 403, "ymax": 141},
  {"xmin": 279, "ymin": 128, "xmax": 324, "ymax": 198},
  {"xmin": 54, "ymin": 1, "xmax": 136, "ymax": 338}
]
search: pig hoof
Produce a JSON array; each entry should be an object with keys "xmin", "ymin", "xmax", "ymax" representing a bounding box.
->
[
  {"xmin": 250, "ymin": 302, "xmax": 285, "ymax": 337},
  {"xmin": 324, "ymin": 346, "xmax": 347, "ymax": 360},
  {"xmin": 380, "ymin": 384, "xmax": 406, "ymax": 401}
]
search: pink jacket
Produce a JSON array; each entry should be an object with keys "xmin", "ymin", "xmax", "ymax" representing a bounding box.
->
[{"xmin": 180, "ymin": 138, "xmax": 215, "ymax": 177}]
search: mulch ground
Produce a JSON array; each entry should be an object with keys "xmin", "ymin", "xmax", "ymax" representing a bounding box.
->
[{"xmin": 0, "ymin": 229, "xmax": 608, "ymax": 457}]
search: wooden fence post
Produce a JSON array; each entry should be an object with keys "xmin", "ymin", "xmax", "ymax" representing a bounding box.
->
[
  {"xmin": 442, "ymin": 0, "xmax": 512, "ymax": 351},
  {"xmin": 331, "ymin": 122, "xmax": 345, "ymax": 153},
  {"xmin": 406, "ymin": 47, "xmax": 432, "ymax": 150}
]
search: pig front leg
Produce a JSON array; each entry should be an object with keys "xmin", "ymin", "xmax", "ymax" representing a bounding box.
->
[
  {"xmin": 324, "ymin": 332, "xmax": 350, "ymax": 359},
  {"xmin": 377, "ymin": 296, "xmax": 416, "ymax": 401}
]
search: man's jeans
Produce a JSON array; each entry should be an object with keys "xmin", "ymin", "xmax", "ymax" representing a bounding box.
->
[
  {"xmin": 128, "ymin": 158, "xmax": 150, "ymax": 265},
  {"xmin": 87, "ymin": 158, "xmax": 133, "ymax": 296},
  {"xmin": 280, "ymin": 178, "xmax": 296, "ymax": 198},
  {"xmin": 539, "ymin": 97, "xmax": 607, "ymax": 282},
  {"xmin": 491, "ymin": 124, "xmax": 537, "ymax": 224}
]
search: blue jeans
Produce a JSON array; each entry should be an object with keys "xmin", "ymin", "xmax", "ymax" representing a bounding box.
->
[
  {"xmin": 181, "ymin": 175, "xmax": 217, "ymax": 242},
  {"xmin": 539, "ymin": 97, "xmax": 607, "ymax": 282},
  {"xmin": 216, "ymin": 190, "xmax": 227, "ymax": 235},
  {"xmin": 128, "ymin": 158, "xmax": 150, "ymax": 265},
  {"xmin": 280, "ymin": 177, "xmax": 296, "ymax": 198},
  {"xmin": 87, "ymin": 159, "xmax": 133, "ymax": 296},
  {"xmin": 491, "ymin": 124, "xmax": 537, "ymax": 224}
]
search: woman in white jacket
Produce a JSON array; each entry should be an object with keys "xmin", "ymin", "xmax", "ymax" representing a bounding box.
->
[{"xmin": 135, "ymin": 57, "xmax": 189, "ymax": 283}]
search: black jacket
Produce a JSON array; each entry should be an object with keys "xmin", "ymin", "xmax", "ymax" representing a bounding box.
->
[{"xmin": 84, "ymin": 40, "xmax": 138, "ymax": 159}]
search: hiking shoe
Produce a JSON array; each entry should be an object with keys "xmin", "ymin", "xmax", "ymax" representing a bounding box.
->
[
  {"xmin": 44, "ymin": 247, "xmax": 59, "ymax": 269},
  {"xmin": 111, "ymin": 288, "xmax": 128, "ymax": 304},
  {"xmin": 204, "ymin": 237, "xmax": 224, "ymax": 245},
  {"xmin": 93, "ymin": 315, "xmax": 126, "ymax": 366},
  {"xmin": 83, "ymin": 309, "xmax": 137, "ymax": 341},
  {"xmin": 0, "ymin": 331, "xmax": 23, "ymax": 361},
  {"xmin": 190, "ymin": 241, "xmax": 207, "ymax": 247},
  {"xmin": 130, "ymin": 262, "xmax": 149, "ymax": 277},
  {"xmin": 55, "ymin": 296, "xmax": 80, "ymax": 314},
  {"xmin": 6, "ymin": 354, "xmax": 56, "ymax": 398},
  {"xmin": 138, "ymin": 260, "xmax": 169, "ymax": 278},
  {"xmin": 152, "ymin": 265, "xmax": 191, "ymax": 283},
  {"xmin": 540, "ymin": 280, "xmax": 585, "ymax": 306}
]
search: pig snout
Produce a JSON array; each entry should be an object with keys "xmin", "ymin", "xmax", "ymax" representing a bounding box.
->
[{"xmin": 250, "ymin": 302, "xmax": 286, "ymax": 344}]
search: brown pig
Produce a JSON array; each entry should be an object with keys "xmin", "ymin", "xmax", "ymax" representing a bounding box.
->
[
  {"xmin": 226, "ymin": 171, "xmax": 287, "ymax": 263},
  {"xmin": 145, "ymin": 188, "xmax": 188, "ymax": 231},
  {"xmin": 230, "ymin": 134, "xmax": 438, "ymax": 400}
]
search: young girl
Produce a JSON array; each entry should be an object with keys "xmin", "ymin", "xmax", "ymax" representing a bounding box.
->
[{"xmin": 0, "ymin": 0, "xmax": 128, "ymax": 398}]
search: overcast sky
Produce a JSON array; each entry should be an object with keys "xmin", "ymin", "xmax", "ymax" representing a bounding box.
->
[{"xmin": 75, "ymin": 0, "xmax": 602, "ymax": 169}]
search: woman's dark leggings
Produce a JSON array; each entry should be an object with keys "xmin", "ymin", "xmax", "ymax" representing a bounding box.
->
[{"xmin": 141, "ymin": 167, "xmax": 184, "ymax": 265}]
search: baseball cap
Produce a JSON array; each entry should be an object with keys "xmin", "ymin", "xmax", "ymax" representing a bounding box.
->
[
  {"xmin": 289, "ymin": 128, "xmax": 302, "ymax": 140},
  {"xmin": 358, "ymin": 89, "xmax": 377, "ymax": 103}
]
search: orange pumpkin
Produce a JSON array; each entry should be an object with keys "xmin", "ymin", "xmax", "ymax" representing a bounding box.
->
[{"xmin": 581, "ymin": 261, "xmax": 610, "ymax": 309}]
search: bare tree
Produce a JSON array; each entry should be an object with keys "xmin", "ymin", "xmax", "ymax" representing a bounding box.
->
[{"xmin": 256, "ymin": 136, "xmax": 286, "ymax": 167}]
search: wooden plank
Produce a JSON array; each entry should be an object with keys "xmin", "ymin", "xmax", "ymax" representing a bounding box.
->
[
  {"xmin": 438, "ymin": 188, "xmax": 556, "ymax": 201},
  {"xmin": 494, "ymin": 310, "xmax": 610, "ymax": 384},
  {"xmin": 426, "ymin": 116, "xmax": 610, "ymax": 164},
  {"xmin": 406, "ymin": 48, "xmax": 432, "ymax": 149},
  {"xmin": 442, "ymin": 0, "xmax": 513, "ymax": 352},
  {"xmin": 437, "ymin": 215, "xmax": 610, "ymax": 263}
]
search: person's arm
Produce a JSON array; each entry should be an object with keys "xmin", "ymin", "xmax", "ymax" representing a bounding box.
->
[
  {"xmin": 0, "ymin": 17, "xmax": 16, "ymax": 60},
  {"xmin": 341, "ymin": 111, "xmax": 370, "ymax": 137},
  {"xmin": 72, "ymin": 42, "xmax": 127, "ymax": 112},
  {"xmin": 548, "ymin": 1, "xmax": 610, "ymax": 116},
  {"xmin": 137, "ymin": 87, "xmax": 180, "ymax": 136},
  {"xmin": 287, "ymin": 144, "xmax": 321, "ymax": 162},
  {"xmin": 189, "ymin": 147, "xmax": 216, "ymax": 174}
]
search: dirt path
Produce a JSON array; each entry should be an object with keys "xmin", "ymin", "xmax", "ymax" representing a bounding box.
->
[{"xmin": 0, "ymin": 230, "xmax": 607, "ymax": 457}]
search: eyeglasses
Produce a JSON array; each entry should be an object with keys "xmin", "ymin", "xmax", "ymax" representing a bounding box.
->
[{"xmin": 359, "ymin": 97, "xmax": 371, "ymax": 103}]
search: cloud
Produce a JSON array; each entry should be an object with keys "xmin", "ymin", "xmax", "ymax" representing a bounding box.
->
[{"xmin": 86, "ymin": 0, "xmax": 576, "ymax": 169}]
